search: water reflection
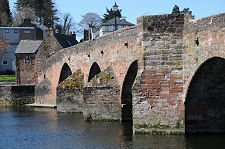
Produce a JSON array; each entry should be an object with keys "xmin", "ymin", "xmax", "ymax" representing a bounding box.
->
[{"xmin": 0, "ymin": 107, "xmax": 225, "ymax": 149}]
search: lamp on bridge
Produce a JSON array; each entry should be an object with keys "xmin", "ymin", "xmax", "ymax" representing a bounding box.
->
[{"xmin": 113, "ymin": 2, "xmax": 118, "ymax": 31}]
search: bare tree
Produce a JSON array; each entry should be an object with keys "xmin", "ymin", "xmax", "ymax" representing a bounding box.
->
[
  {"xmin": 77, "ymin": 12, "xmax": 102, "ymax": 34},
  {"xmin": 13, "ymin": 7, "xmax": 38, "ymax": 26},
  {"xmin": 63, "ymin": 13, "xmax": 73, "ymax": 35},
  {"xmin": 55, "ymin": 13, "xmax": 74, "ymax": 35}
]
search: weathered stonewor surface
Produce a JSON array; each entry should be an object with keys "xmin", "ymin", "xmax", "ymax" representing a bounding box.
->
[
  {"xmin": 183, "ymin": 13, "xmax": 225, "ymax": 134},
  {"xmin": 0, "ymin": 85, "xmax": 35, "ymax": 106},
  {"xmin": 57, "ymin": 69, "xmax": 84, "ymax": 112},
  {"xmin": 133, "ymin": 14, "xmax": 185, "ymax": 134},
  {"xmin": 35, "ymin": 26, "xmax": 139, "ymax": 105},
  {"xmin": 83, "ymin": 67, "xmax": 121, "ymax": 121}
]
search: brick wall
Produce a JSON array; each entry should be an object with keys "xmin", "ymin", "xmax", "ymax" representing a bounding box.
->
[{"xmin": 133, "ymin": 14, "xmax": 185, "ymax": 134}]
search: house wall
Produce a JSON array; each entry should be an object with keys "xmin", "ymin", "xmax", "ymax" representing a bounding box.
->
[
  {"xmin": 0, "ymin": 28, "xmax": 20, "ymax": 74},
  {"xmin": 16, "ymin": 53, "xmax": 37, "ymax": 85},
  {"xmin": 19, "ymin": 29, "xmax": 36, "ymax": 40},
  {"xmin": 15, "ymin": 42, "xmax": 46, "ymax": 85}
]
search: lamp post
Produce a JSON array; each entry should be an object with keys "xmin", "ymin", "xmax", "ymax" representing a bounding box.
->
[{"xmin": 113, "ymin": 2, "xmax": 118, "ymax": 31}]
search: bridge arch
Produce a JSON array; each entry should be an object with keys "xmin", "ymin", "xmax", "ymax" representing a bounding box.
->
[
  {"xmin": 88, "ymin": 62, "xmax": 101, "ymax": 82},
  {"xmin": 58, "ymin": 63, "xmax": 72, "ymax": 84},
  {"xmin": 185, "ymin": 57, "xmax": 225, "ymax": 134},
  {"xmin": 121, "ymin": 60, "xmax": 138, "ymax": 121}
]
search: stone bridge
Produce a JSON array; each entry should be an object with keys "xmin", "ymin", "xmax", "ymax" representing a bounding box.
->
[{"xmin": 28, "ymin": 13, "xmax": 225, "ymax": 134}]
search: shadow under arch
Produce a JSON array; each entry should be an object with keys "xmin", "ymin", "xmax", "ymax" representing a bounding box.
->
[
  {"xmin": 58, "ymin": 63, "xmax": 72, "ymax": 84},
  {"xmin": 121, "ymin": 60, "xmax": 138, "ymax": 121},
  {"xmin": 185, "ymin": 57, "xmax": 225, "ymax": 134},
  {"xmin": 88, "ymin": 62, "xmax": 101, "ymax": 82}
]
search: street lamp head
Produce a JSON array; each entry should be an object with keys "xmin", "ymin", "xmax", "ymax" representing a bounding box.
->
[{"xmin": 113, "ymin": 2, "xmax": 118, "ymax": 11}]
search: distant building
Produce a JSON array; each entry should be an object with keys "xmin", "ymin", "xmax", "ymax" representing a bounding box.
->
[
  {"xmin": 15, "ymin": 29, "xmax": 78, "ymax": 85},
  {"xmin": 99, "ymin": 17, "xmax": 134, "ymax": 36},
  {"xmin": 0, "ymin": 19, "xmax": 46, "ymax": 74}
]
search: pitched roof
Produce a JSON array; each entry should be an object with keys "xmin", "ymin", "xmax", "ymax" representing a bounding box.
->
[
  {"xmin": 15, "ymin": 40, "xmax": 43, "ymax": 54},
  {"xmin": 54, "ymin": 33, "xmax": 78, "ymax": 48},
  {"xmin": 102, "ymin": 17, "xmax": 135, "ymax": 26}
]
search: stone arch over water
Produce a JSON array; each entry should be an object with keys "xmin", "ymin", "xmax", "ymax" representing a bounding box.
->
[
  {"xmin": 58, "ymin": 63, "xmax": 72, "ymax": 84},
  {"xmin": 185, "ymin": 57, "xmax": 225, "ymax": 134},
  {"xmin": 88, "ymin": 62, "xmax": 101, "ymax": 82},
  {"xmin": 121, "ymin": 60, "xmax": 138, "ymax": 121}
]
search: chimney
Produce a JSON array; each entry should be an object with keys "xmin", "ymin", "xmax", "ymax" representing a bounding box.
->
[
  {"xmin": 70, "ymin": 31, "xmax": 76, "ymax": 39},
  {"xmin": 84, "ymin": 29, "xmax": 89, "ymax": 41},
  {"xmin": 88, "ymin": 25, "xmax": 93, "ymax": 40}
]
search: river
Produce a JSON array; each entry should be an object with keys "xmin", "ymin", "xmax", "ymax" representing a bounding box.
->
[{"xmin": 0, "ymin": 107, "xmax": 225, "ymax": 149}]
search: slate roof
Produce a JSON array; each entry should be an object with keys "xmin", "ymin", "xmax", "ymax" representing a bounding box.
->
[
  {"xmin": 102, "ymin": 17, "xmax": 135, "ymax": 26},
  {"xmin": 15, "ymin": 40, "xmax": 43, "ymax": 54},
  {"xmin": 54, "ymin": 33, "xmax": 78, "ymax": 48}
]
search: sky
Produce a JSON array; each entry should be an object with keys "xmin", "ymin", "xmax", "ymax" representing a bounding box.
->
[{"xmin": 8, "ymin": 0, "xmax": 225, "ymax": 38}]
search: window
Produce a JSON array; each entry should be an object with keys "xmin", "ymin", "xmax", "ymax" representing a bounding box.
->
[
  {"xmin": 2, "ymin": 60, "xmax": 8, "ymax": 65},
  {"xmin": 25, "ymin": 56, "xmax": 31, "ymax": 63},
  {"xmin": 14, "ymin": 30, "xmax": 18, "ymax": 33},
  {"xmin": 5, "ymin": 29, "xmax": 9, "ymax": 33},
  {"xmin": 24, "ymin": 30, "xmax": 31, "ymax": 34}
]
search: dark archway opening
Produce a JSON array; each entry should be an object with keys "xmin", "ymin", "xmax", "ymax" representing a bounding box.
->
[
  {"xmin": 88, "ymin": 62, "xmax": 101, "ymax": 82},
  {"xmin": 185, "ymin": 57, "xmax": 225, "ymax": 134},
  {"xmin": 58, "ymin": 63, "xmax": 72, "ymax": 84},
  {"xmin": 121, "ymin": 60, "xmax": 138, "ymax": 121}
]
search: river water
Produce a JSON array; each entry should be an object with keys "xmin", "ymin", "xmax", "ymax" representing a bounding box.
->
[{"xmin": 0, "ymin": 107, "xmax": 225, "ymax": 149}]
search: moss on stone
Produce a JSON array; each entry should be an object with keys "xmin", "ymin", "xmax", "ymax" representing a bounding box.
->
[
  {"xmin": 0, "ymin": 98, "xmax": 34, "ymax": 107},
  {"xmin": 97, "ymin": 71, "xmax": 114, "ymax": 84},
  {"xmin": 90, "ymin": 68, "xmax": 115, "ymax": 87},
  {"xmin": 58, "ymin": 69, "xmax": 84, "ymax": 90},
  {"xmin": 0, "ymin": 100, "xmax": 11, "ymax": 107}
]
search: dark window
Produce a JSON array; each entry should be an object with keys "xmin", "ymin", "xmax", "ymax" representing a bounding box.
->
[
  {"xmin": 14, "ymin": 30, "xmax": 18, "ymax": 33},
  {"xmin": 2, "ymin": 60, "xmax": 8, "ymax": 65},
  {"xmin": 25, "ymin": 56, "xmax": 31, "ymax": 63}
]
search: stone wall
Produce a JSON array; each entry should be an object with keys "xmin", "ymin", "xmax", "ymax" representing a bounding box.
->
[
  {"xmin": 133, "ymin": 14, "xmax": 185, "ymax": 134},
  {"xmin": 57, "ymin": 87, "xmax": 84, "ymax": 112},
  {"xmin": 183, "ymin": 13, "xmax": 225, "ymax": 134},
  {"xmin": 83, "ymin": 67, "xmax": 121, "ymax": 120},
  {"xmin": 57, "ymin": 67, "xmax": 121, "ymax": 121},
  {"xmin": 0, "ymin": 85, "xmax": 35, "ymax": 106},
  {"xmin": 35, "ymin": 26, "xmax": 139, "ymax": 105},
  {"xmin": 57, "ymin": 69, "xmax": 84, "ymax": 112},
  {"xmin": 16, "ymin": 53, "xmax": 38, "ymax": 85}
]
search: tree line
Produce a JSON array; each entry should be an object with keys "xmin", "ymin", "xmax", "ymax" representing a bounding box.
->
[{"xmin": 0, "ymin": 1, "xmax": 194, "ymax": 36}]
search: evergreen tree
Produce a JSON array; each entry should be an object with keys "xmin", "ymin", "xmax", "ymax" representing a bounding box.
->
[
  {"xmin": 15, "ymin": 0, "xmax": 31, "ymax": 10},
  {"xmin": 102, "ymin": 7, "xmax": 122, "ymax": 23},
  {"xmin": 15, "ymin": 0, "xmax": 58, "ymax": 28},
  {"xmin": 0, "ymin": 0, "xmax": 12, "ymax": 26},
  {"xmin": 171, "ymin": 5, "xmax": 194, "ymax": 18},
  {"xmin": 172, "ymin": 5, "xmax": 180, "ymax": 14}
]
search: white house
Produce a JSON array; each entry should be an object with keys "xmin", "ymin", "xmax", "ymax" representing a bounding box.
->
[{"xmin": 99, "ymin": 17, "xmax": 134, "ymax": 36}]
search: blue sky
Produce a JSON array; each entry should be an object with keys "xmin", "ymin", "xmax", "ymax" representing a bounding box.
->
[{"xmin": 9, "ymin": 0, "xmax": 225, "ymax": 25}]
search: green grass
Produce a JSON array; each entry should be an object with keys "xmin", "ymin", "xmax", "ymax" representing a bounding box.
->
[{"xmin": 0, "ymin": 75, "xmax": 16, "ymax": 82}]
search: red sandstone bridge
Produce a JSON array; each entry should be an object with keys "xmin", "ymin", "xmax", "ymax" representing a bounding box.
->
[{"xmin": 16, "ymin": 13, "xmax": 225, "ymax": 134}]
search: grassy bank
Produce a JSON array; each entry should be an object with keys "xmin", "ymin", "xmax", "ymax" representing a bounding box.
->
[{"xmin": 0, "ymin": 75, "xmax": 16, "ymax": 82}]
